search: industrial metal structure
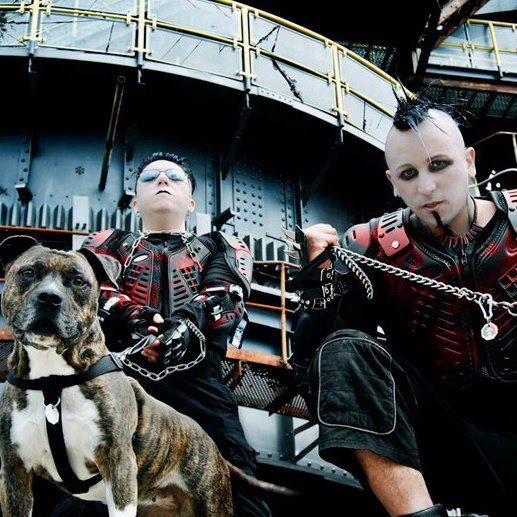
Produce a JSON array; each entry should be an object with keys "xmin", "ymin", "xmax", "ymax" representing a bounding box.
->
[{"xmin": 0, "ymin": 0, "xmax": 515, "ymax": 513}]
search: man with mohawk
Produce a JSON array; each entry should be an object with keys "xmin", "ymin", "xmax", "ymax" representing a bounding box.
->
[{"xmin": 290, "ymin": 95, "xmax": 517, "ymax": 517}]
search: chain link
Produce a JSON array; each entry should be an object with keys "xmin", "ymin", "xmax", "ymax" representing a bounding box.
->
[
  {"xmin": 122, "ymin": 232, "xmax": 146, "ymax": 275},
  {"xmin": 123, "ymin": 230, "xmax": 196, "ymax": 274},
  {"xmin": 114, "ymin": 319, "xmax": 206, "ymax": 381},
  {"xmin": 337, "ymin": 253, "xmax": 374, "ymax": 300},
  {"xmin": 332, "ymin": 246, "xmax": 517, "ymax": 318}
]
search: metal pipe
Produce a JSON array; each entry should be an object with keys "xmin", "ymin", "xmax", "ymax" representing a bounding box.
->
[
  {"xmin": 471, "ymin": 131, "xmax": 516, "ymax": 147},
  {"xmin": 294, "ymin": 421, "xmax": 316, "ymax": 435},
  {"xmin": 468, "ymin": 18, "xmax": 516, "ymax": 29},
  {"xmin": 99, "ymin": 76, "xmax": 126, "ymax": 191},
  {"xmin": 488, "ymin": 21, "xmax": 503, "ymax": 77},
  {"xmin": 254, "ymin": 260, "xmax": 300, "ymax": 268},
  {"xmin": 291, "ymin": 438, "xmax": 319, "ymax": 463},
  {"xmin": 246, "ymin": 301, "xmax": 295, "ymax": 314},
  {"xmin": 280, "ymin": 263, "xmax": 288, "ymax": 363}
]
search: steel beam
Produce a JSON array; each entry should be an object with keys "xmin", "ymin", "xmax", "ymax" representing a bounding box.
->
[{"xmin": 99, "ymin": 76, "xmax": 126, "ymax": 191}]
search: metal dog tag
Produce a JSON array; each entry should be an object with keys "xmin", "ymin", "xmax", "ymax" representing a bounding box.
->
[
  {"xmin": 45, "ymin": 398, "xmax": 61, "ymax": 425},
  {"xmin": 481, "ymin": 322, "xmax": 498, "ymax": 341}
]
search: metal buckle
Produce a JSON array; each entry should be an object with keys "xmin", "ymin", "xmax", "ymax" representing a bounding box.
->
[{"xmin": 110, "ymin": 353, "xmax": 124, "ymax": 370}]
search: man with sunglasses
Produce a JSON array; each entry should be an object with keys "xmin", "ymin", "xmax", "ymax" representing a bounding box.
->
[
  {"xmin": 81, "ymin": 151, "xmax": 270, "ymax": 516},
  {"xmin": 289, "ymin": 97, "xmax": 517, "ymax": 516}
]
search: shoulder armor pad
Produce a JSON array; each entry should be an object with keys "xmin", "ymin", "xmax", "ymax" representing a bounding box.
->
[
  {"xmin": 216, "ymin": 232, "xmax": 253, "ymax": 297},
  {"xmin": 81, "ymin": 229, "xmax": 115, "ymax": 250},
  {"xmin": 341, "ymin": 222, "xmax": 371, "ymax": 255},
  {"xmin": 495, "ymin": 189, "xmax": 517, "ymax": 233},
  {"xmin": 377, "ymin": 208, "xmax": 411, "ymax": 257}
]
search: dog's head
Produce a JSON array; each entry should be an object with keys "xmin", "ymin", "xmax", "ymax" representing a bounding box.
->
[{"xmin": 0, "ymin": 236, "xmax": 120, "ymax": 353}]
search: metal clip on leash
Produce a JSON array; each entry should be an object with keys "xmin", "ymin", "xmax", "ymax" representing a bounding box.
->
[{"xmin": 477, "ymin": 294, "xmax": 498, "ymax": 341}]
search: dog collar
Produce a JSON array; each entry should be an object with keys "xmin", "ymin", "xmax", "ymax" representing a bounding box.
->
[
  {"xmin": 7, "ymin": 354, "xmax": 123, "ymax": 494},
  {"xmin": 7, "ymin": 353, "xmax": 123, "ymax": 391}
]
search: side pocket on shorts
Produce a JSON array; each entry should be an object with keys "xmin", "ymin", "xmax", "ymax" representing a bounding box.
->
[{"xmin": 314, "ymin": 333, "xmax": 396, "ymax": 435}]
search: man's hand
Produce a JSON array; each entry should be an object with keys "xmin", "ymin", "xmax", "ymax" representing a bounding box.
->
[
  {"xmin": 140, "ymin": 312, "xmax": 164, "ymax": 363},
  {"xmin": 141, "ymin": 314, "xmax": 191, "ymax": 366},
  {"xmin": 303, "ymin": 224, "xmax": 339, "ymax": 266}
]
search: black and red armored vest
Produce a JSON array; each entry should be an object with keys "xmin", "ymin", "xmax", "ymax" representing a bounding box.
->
[
  {"xmin": 81, "ymin": 229, "xmax": 253, "ymax": 353},
  {"xmin": 341, "ymin": 190, "xmax": 517, "ymax": 386}
]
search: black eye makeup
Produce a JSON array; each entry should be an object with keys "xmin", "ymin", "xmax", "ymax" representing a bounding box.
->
[
  {"xmin": 399, "ymin": 168, "xmax": 418, "ymax": 180},
  {"xmin": 429, "ymin": 159, "xmax": 453, "ymax": 171}
]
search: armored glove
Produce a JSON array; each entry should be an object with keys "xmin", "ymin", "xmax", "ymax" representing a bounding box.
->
[
  {"xmin": 118, "ymin": 306, "xmax": 162, "ymax": 363},
  {"xmin": 157, "ymin": 316, "xmax": 191, "ymax": 367},
  {"xmin": 99, "ymin": 302, "xmax": 160, "ymax": 354},
  {"xmin": 153, "ymin": 295, "xmax": 223, "ymax": 367},
  {"xmin": 124, "ymin": 306, "xmax": 161, "ymax": 338}
]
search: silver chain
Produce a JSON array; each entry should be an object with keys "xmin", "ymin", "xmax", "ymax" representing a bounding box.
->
[
  {"xmin": 337, "ymin": 252, "xmax": 374, "ymax": 301},
  {"xmin": 123, "ymin": 230, "xmax": 194, "ymax": 275},
  {"xmin": 114, "ymin": 318, "xmax": 206, "ymax": 381},
  {"xmin": 333, "ymin": 246, "xmax": 517, "ymax": 318},
  {"xmin": 122, "ymin": 231, "xmax": 146, "ymax": 275}
]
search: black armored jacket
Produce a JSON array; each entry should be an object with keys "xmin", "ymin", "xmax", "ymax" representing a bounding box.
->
[
  {"xmin": 299, "ymin": 190, "xmax": 517, "ymax": 388},
  {"xmin": 81, "ymin": 229, "xmax": 253, "ymax": 355}
]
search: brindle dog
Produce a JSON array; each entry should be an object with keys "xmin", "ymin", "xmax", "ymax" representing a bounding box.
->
[{"xmin": 0, "ymin": 236, "xmax": 286, "ymax": 517}]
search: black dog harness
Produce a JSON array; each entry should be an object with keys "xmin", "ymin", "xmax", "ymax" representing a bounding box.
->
[{"xmin": 7, "ymin": 354, "xmax": 123, "ymax": 494}]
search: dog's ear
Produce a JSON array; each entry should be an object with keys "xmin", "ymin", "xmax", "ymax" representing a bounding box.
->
[
  {"xmin": 78, "ymin": 248, "xmax": 121, "ymax": 287},
  {"xmin": 0, "ymin": 235, "xmax": 40, "ymax": 271}
]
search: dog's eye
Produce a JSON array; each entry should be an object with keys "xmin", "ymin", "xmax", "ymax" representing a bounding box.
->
[
  {"xmin": 72, "ymin": 276, "xmax": 87, "ymax": 287},
  {"xmin": 19, "ymin": 268, "xmax": 35, "ymax": 279}
]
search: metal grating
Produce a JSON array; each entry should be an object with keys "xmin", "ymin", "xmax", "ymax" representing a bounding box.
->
[
  {"xmin": 339, "ymin": 42, "xmax": 398, "ymax": 74},
  {"xmin": 222, "ymin": 359, "xmax": 312, "ymax": 420},
  {"xmin": 424, "ymin": 85, "xmax": 516, "ymax": 120}
]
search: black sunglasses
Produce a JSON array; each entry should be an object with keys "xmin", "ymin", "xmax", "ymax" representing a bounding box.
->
[{"xmin": 138, "ymin": 169, "xmax": 189, "ymax": 183}]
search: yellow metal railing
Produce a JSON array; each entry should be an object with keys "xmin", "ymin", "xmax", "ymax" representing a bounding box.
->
[
  {"xmin": 436, "ymin": 18, "xmax": 516, "ymax": 76},
  {"xmin": 0, "ymin": 0, "xmax": 403, "ymax": 130}
]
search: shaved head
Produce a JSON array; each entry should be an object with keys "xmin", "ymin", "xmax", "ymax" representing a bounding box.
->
[{"xmin": 385, "ymin": 109, "xmax": 465, "ymax": 167}]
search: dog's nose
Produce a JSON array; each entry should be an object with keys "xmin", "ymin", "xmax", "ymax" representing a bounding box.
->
[{"xmin": 36, "ymin": 290, "xmax": 63, "ymax": 307}]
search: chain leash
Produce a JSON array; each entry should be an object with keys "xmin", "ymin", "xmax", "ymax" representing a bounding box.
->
[
  {"xmin": 331, "ymin": 246, "xmax": 517, "ymax": 341},
  {"xmin": 114, "ymin": 319, "xmax": 206, "ymax": 381}
]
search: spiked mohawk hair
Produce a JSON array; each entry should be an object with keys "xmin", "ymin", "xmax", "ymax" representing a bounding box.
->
[{"xmin": 392, "ymin": 86, "xmax": 464, "ymax": 132}]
